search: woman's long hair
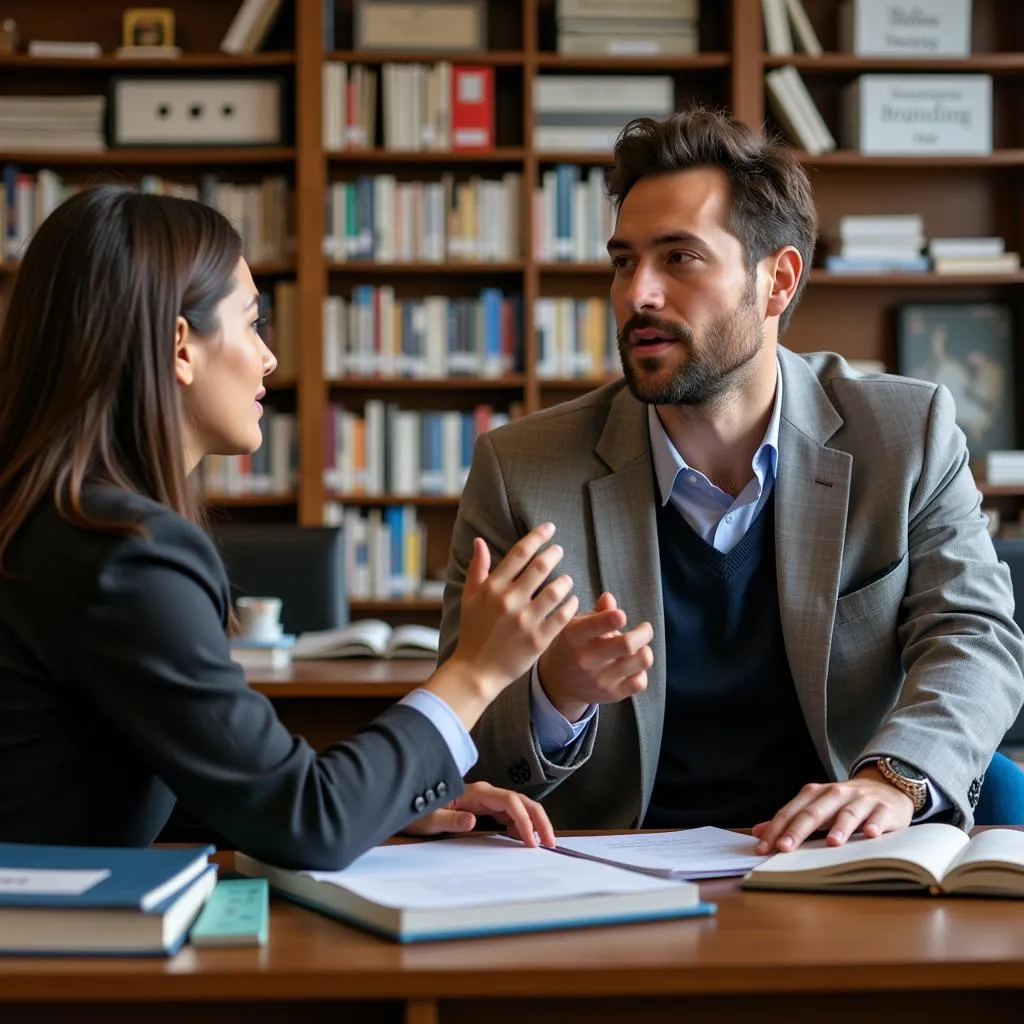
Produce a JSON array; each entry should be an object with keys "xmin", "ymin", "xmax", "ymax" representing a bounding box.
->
[{"xmin": 0, "ymin": 184, "xmax": 242, "ymax": 567}]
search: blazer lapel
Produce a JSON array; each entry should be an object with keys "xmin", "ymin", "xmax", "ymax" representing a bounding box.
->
[
  {"xmin": 776, "ymin": 348, "xmax": 852, "ymax": 777},
  {"xmin": 589, "ymin": 389, "xmax": 666, "ymax": 814}
]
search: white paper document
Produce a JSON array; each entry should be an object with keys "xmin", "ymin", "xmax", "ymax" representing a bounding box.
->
[
  {"xmin": 307, "ymin": 835, "xmax": 689, "ymax": 910},
  {"xmin": 0, "ymin": 867, "xmax": 110, "ymax": 896},
  {"xmin": 552, "ymin": 826, "xmax": 770, "ymax": 879}
]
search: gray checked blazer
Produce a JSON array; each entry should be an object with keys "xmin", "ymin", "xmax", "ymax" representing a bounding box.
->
[{"xmin": 437, "ymin": 345, "xmax": 1024, "ymax": 831}]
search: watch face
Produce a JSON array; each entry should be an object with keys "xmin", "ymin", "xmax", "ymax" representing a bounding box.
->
[{"xmin": 887, "ymin": 757, "xmax": 926, "ymax": 782}]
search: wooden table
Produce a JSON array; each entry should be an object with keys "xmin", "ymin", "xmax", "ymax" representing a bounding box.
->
[
  {"xmin": 3, "ymin": 863, "xmax": 1024, "ymax": 1023},
  {"xmin": 248, "ymin": 660, "xmax": 431, "ymax": 749}
]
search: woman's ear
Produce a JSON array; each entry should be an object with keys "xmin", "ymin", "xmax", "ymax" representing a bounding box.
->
[{"xmin": 174, "ymin": 315, "xmax": 195, "ymax": 387}]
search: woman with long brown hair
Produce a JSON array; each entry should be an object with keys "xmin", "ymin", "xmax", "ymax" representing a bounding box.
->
[{"xmin": 0, "ymin": 184, "xmax": 575, "ymax": 868}]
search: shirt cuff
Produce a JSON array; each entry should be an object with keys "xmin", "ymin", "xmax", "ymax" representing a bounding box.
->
[
  {"xmin": 854, "ymin": 757, "xmax": 951, "ymax": 822},
  {"xmin": 400, "ymin": 688, "xmax": 479, "ymax": 777},
  {"xmin": 529, "ymin": 661, "xmax": 597, "ymax": 757}
]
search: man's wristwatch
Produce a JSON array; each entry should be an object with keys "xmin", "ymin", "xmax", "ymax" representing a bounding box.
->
[{"xmin": 875, "ymin": 756, "xmax": 928, "ymax": 813}]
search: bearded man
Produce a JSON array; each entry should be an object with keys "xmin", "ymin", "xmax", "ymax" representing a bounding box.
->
[{"xmin": 437, "ymin": 106, "xmax": 1024, "ymax": 851}]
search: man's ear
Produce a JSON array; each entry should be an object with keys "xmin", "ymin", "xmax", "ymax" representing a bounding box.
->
[
  {"xmin": 174, "ymin": 315, "xmax": 195, "ymax": 387},
  {"xmin": 763, "ymin": 246, "xmax": 803, "ymax": 321}
]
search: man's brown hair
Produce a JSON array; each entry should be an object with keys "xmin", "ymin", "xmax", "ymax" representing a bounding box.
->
[{"xmin": 607, "ymin": 105, "xmax": 818, "ymax": 333}]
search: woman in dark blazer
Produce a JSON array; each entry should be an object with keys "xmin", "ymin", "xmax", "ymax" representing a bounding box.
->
[{"xmin": 0, "ymin": 185, "xmax": 578, "ymax": 869}]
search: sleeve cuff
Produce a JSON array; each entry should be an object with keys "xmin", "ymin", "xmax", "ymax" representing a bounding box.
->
[
  {"xmin": 529, "ymin": 661, "xmax": 597, "ymax": 757},
  {"xmin": 399, "ymin": 688, "xmax": 479, "ymax": 777}
]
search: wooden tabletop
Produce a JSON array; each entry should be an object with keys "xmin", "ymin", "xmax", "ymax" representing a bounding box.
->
[
  {"xmin": 3, "ymin": 870, "xmax": 1024, "ymax": 1002},
  {"xmin": 246, "ymin": 658, "xmax": 432, "ymax": 698}
]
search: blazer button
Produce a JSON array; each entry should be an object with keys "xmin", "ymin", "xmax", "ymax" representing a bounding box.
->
[
  {"xmin": 424, "ymin": 788, "xmax": 436, "ymax": 803},
  {"xmin": 412, "ymin": 795, "xmax": 427, "ymax": 813},
  {"xmin": 436, "ymin": 781, "xmax": 448, "ymax": 798}
]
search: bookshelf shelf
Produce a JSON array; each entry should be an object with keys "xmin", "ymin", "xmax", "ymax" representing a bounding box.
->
[
  {"xmin": 327, "ymin": 261, "xmax": 526, "ymax": 274},
  {"xmin": 533, "ymin": 151, "xmax": 614, "ymax": 165},
  {"xmin": 326, "ymin": 148, "xmax": 528, "ymax": 163},
  {"xmin": 808, "ymin": 271, "xmax": 1024, "ymax": 286},
  {"xmin": 534, "ymin": 53, "xmax": 731, "ymax": 70},
  {"xmin": 0, "ymin": 147, "xmax": 297, "ymax": 166},
  {"xmin": 798, "ymin": 150, "xmax": 1024, "ymax": 167},
  {"xmin": 538, "ymin": 262, "xmax": 611, "ymax": 274},
  {"xmin": 540, "ymin": 377, "xmax": 623, "ymax": 389},
  {"xmin": 349, "ymin": 599, "xmax": 443, "ymax": 614},
  {"xmin": 205, "ymin": 494, "xmax": 299, "ymax": 508},
  {"xmin": 326, "ymin": 493, "xmax": 461, "ymax": 508},
  {"xmin": 327, "ymin": 376, "xmax": 527, "ymax": 390},
  {"xmin": 0, "ymin": 53, "xmax": 296, "ymax": 70},
  {"xmin": 327, "ymin": 50, "xmax": 526, "ymax": 66},
  {"xmin": 764, "ymin": 54, "xmax": 1024, "ymax": 74}
]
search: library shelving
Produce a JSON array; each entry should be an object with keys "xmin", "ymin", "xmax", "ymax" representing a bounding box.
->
[{"xmin": 3, "ymin": 0, "xmax": 1022, "ymax": 623}]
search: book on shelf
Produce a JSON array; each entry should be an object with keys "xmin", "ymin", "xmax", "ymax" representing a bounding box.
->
[
  {"xmin": 741, "ymin": 823, "xmax": 1024, "ymax": 898},
  {"xmin": 0, "ymin": 842, "xmax": 216, "ymax": 956},
  {"xmin": 764, "ymin": 66, "xmax": 835, "ymax": 155},
  {"xmin": 555, "ymin": 0, "xmax": 701, "ymax": 56},
  {"xmin": 235, "ymin": 833, "xmax": 714, "ymax": 943},
  {"xmin": 970, "ymin": 451, "xmax": 1024, "ymax": 486},
  {"xmin": 27, "ymin": 40, "xmax": 101, "ymax": 58},
  {"xmin": 933, "ymin": 254, "xmax": 1021, "ymax": 276},
  {"xmin": 532, "ymin": 75, "xmax": 674, "ymax": 153},
  {"xmin": 292, "ymin": 619, "xmax": 440, "ymax": 660},
  {"xmin": 221, "ymin": 0, "xmax": 284, "ymax": 54}
]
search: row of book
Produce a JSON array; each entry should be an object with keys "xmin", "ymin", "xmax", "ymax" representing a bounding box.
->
[
  {"xmin": 825, "ymin": 216, "xmax": 1020, "ymax": 276},
  {"xmin": 324, "ymin": 173, "xmax": 521, "ymax": 264},
  {"xmin": 322, "ymin": 62, "xmax": 493, "ymax": 153},
  {"xmin": 323, "ymin": 503, "xmax": 429, "ymax": 600},
  {"xmin": 199, "ymin": 410, "xmax": 297, "ymax": 498},
  {"xmin": 536, "ymin": 297, "xmax": 618, "ymax": 380},
  {"xmin": 0, "ymin": 168, "xmax": 294, "ymax": 265},
  {"xmin": 324, "ymin": 402, "xmax": 515, "ymax": 499},
  {"xmin": 321, "ymin": 287, "xmax": 522, "ymax": 380}
]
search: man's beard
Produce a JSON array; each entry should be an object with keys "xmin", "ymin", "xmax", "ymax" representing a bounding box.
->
[{"xmin": 616, "ymin": 297, "xmax": 764, "ymax": 407}]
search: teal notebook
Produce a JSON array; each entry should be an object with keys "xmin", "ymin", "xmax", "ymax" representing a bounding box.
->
[
  {"xmin": 235, "ymin": 835, "xmax": 715, "ymax": 944},
  {"xmin": 190, "ymin": 878, "xmax": 269, "ymax": 947}
]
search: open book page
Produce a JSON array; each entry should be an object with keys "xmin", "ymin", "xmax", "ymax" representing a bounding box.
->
[
  {"xmin": 292, "ymin": 619, "xmax": 391, "ymax": 659},
  {"xmin": 743, "ymin": 823, "xmax": 971, "ymax": 889},
  {"xmin": 385, "ymin": 624, "xmax": 440, "ymax": 659},
  {"xmin": 941, "ymin": 828, "xmax": 1024, "ymax": 894},
  {"xmin": 305, "ymin": 835, "xmax": 691, "ymax": 911},
  {"xmin": 553, "ymin": 827, "xmax": 769, "ymax": 879}
]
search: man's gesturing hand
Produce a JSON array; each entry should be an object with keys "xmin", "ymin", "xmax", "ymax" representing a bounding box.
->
[
  {"xmin": 536, "ymin": 592, "xmax": 654, "ymax": 724},
  {"xmin": 752, "ymin": 765, "xmax": 914, "ymax": 855}
]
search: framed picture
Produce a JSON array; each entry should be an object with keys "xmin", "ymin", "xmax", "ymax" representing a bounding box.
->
[
  {"xmin": 122, "ymin": 7, "xmax": 175, "ymax": 48},
  {"xmin": 896, "ymin": 301, "xmax": 1017, "ymax": 454}
]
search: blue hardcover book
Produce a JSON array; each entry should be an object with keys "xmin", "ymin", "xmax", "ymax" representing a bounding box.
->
[
  {"xmin": 235, "ymin": 835, "xmax": 715, "ymax": 944},
  {"xmin": 0, "ymin": 842, "xmax": 217, "ymax": 957}
]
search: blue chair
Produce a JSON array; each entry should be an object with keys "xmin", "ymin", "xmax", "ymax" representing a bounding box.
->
[{"xmin": 974, "ymin": 751, "xmax": 1024, "ymax": 825}]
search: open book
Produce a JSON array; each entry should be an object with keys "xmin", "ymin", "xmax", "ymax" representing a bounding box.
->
[
  {"xmin": 292, "ymin": 619, "xmax": 439, "ymax": 660},
  {"xmin": 235, "ymin": 835, "xmax": 714, "ymax": 943},
  {"xmin": 741, "ymin": 823, "xmax": 1024, "ymax": 897}
]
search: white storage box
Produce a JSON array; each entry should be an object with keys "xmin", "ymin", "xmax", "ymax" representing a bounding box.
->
[
  {"xmin": 840, "ymin": 74, "xmax": 991, "ymax": 155},
  {"xmin": 112, "ymin": 78, "xmax": 283, "ymax": 146}
]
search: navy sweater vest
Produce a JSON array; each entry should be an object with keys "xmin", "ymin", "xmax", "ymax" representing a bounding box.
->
[{"xmin": 643, "ymin": 493, "xmax": 828, "ymax": 829}]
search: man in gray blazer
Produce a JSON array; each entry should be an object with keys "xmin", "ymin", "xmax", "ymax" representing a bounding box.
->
[{"xmin": 437, "ymin": 106, "xmax": 1024, "ymax": 853}]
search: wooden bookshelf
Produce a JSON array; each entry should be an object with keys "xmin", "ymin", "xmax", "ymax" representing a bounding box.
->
[{"xmin": 7, "ymin": 0, "xmax": 1024, "ymax": 622}]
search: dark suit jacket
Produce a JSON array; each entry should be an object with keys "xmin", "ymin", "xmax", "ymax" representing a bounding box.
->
[{"xmin": 0, "ymin": 486, "xmax": 462, "ymax": 869}]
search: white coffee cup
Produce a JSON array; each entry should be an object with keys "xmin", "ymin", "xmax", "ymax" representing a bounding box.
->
[{"xmin": 236, "ymin": 596, "xmax": 283, "ymax": 641}]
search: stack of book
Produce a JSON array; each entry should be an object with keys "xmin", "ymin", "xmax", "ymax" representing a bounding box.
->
[
  {"xmin": 824, "ymin": 214, "xmax": 928, "ymax": 275},
  {"xmin": 971, "ymin": 451, "xmax": 1024, "ymax": 487},
  {"xmin": 555, "ymin": 0, "xmax": 700, "ymax": 56},
  {"xmin": 928, "ymin": 237, "xmax": 1021, "ymax": 276},
  {"xmin": 533, "ymin": 75, "xmax": 674, "ymax": 154},
  {"xmin": 762, "ymin": 0, "xmax": 823, "ymax": 56},
  {"xmin": 0, "ymin": 842, "xmax": 216, "ymax": 956},
  {"xmin": 0, "ymin": 96, "xmax": 106, "ymax": 152}
]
